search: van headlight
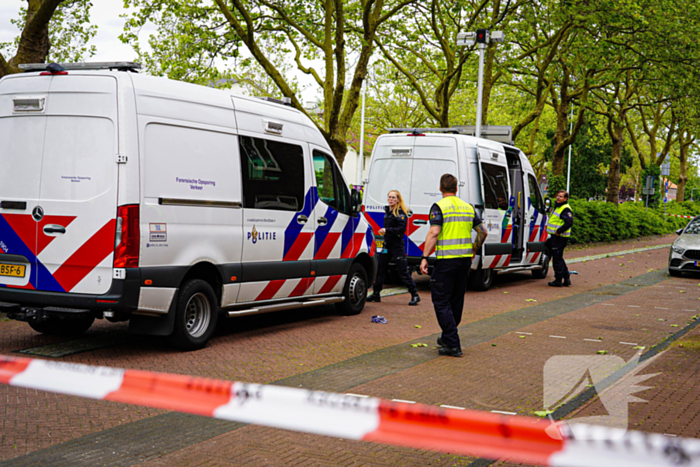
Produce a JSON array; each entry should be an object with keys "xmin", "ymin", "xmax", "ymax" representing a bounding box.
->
[{"xmin": 672, "ymin": 245, "xmax": 685, "ymax": 255}]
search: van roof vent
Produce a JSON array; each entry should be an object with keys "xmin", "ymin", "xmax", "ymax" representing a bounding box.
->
[
  {"xmin": 18, "ymin": 62, "xmax": 142, "ymax": 72},
  {"xmin": 258, "ymin": 96, "xmax": 293, "ymax": 106}
]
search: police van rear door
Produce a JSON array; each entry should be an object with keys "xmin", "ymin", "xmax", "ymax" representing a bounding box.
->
[
  {"xmin": 408, "ymin": 136, "xmax": 459, "ymax": 258},
  {"xmin": 477, "ymin": 148, "xmax": 513, "ymax": 269},
  {"xmin": 0, "ymin": 74, "xmax": 119, "ymax": 295},
  {"xmin": 0, "ymin": 75, "xmax": 50, "ymax": 291},
  {"xmin": 363, "ymin": 136, "xmax": 415, "ymax": 253}
]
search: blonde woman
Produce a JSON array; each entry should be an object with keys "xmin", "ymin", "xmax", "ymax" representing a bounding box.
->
[{"xmin": 367, "ymin": 190, "xmax": 420, "ymax": 306}]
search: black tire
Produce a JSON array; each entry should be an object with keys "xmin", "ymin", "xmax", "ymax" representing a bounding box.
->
[
  {"xmin": 468, "ymin": 266, "xmax": 495, "ymax": 291},
  {"xmin": 336, "ymin": 263, "xmax": 368, "ymax": 316},
  {"xmin": 669, "ymin": 268, "xmax": 682, "ymax": 277},
  {"xmin": 28, "ymin": 315, "xmax": 94, "ymax": 336},
  {"xmin": 532, "ymin": 254, "xmax": 550, "ymax": 279},
  {"xmin": 168, "ymin": 279, "xmax": 219, "ymax": 351}
]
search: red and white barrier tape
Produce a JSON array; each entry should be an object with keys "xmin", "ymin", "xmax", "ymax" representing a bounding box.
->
[
  {"xmin": 1, "ymin": 356, "xmax": 699, "ymax": 466},
  {"xmin": 665, "ymin": 213, "xmax": 695, "ymax": 219}
]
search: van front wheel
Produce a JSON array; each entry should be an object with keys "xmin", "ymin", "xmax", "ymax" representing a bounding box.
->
[
  {"xmin": 169, "ymin": 279, "xmax": 218, "ymax": 351},
  {"xmin": 336, "ymin": 263, "xmax": 368, "ymax": 316}
]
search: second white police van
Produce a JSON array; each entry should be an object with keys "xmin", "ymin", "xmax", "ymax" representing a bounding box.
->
[
  {"xmin": 363, "ymin": 127, "xmax": 550, "ymax": 291},
  {"xmin": 0, "ymin": 62, "xmax": 375, "ymax": 350}
]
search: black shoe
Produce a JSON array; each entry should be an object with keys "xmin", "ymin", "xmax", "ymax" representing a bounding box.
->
[
  {"xmin": 367, "ymin": 293, "xmax": 381, "ymax": 302},
  {"xmin": 548, "ymin": 280, "xmax": 563, "ymax": 287},
  {"xmin": 438, "ymin": 346, "xmax": 463, "ymax": 357},
  {"xmin": 563, "ymin": 278, "xmax": 571, "ymax": 287},
  {"xmin": 408, "ymin": 292, "xmax": 420, "ymax": 306},
  {"xmin": 437, "ymin": 336, "xmax": 444, "ymax": 347}
]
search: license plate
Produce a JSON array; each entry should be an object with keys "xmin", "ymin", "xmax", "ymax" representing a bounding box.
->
[
  {"xmin": 0, "ymin": 263, "xmax": 26, "ymax": 278},
  {"xmin": 375, "ymin": 240, "xmax": 384, "ymax": 249}
]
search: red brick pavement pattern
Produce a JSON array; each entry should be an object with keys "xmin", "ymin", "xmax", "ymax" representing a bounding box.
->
[
  {"xmin": 134, "ymin": 272, "xmax": 699, "ymax": 467},
  {"xmin": 492, "ymin": 328, "xmax": 700, "ymax": 467},
  {"xmin": 135, "ymin": 425, "xmax": 475, "ymax": 467},
  {"xmin": 0, "ymin": 233, "xmax": 690, "ymax": 463}
]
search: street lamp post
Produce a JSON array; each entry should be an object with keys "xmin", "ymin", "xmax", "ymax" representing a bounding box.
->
[
  {"xmin": 356, "ymin": 81, "xmax": 366, "ymax": 186},
  {"xmin": 457, "ymin": 29, "xmax": 504, "ymax": 138}
]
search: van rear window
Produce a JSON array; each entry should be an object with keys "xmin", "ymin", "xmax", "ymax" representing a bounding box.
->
[
  {"xmin": 481, "ymin": 163, "xmax": 510, "ymax": 210},
  {"xmin": 239, "ymin": 136, "xmax": 305, "ymax": 211}
]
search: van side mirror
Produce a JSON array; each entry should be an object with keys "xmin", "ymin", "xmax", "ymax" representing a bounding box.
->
[
  {"xmin": 350, "ymin": 188, "xmax": 362, "ymax": 215},
  {"xmin": 544, "ymin": 197, "xmax": 552, "ymax": 211},
  {"xmin": 676, "ymin": 228, "xmax": 684, "ymax": 235}
]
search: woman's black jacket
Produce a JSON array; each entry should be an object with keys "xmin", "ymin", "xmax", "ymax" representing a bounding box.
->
[{"xmin": 382, "ymin": 206, "xmax": 408, "ymax": 252}]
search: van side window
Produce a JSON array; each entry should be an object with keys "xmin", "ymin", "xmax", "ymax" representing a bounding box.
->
[
  {"xmin": 528, "ymin": 174, "xmax": 545, "ymax": 213},
  {"xmin": 481, "ymin": 163, "xmax": 509, "ymax": 210},
  {"xmin": 239, "ymin": 136, "xmax": 305, "ymax": 211},
  {"xmin": 313, "ymin": 150, "xmax": 350, "ymax": 213}
]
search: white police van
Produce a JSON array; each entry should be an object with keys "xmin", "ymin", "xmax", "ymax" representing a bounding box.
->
[
  {"xmin": 0, "ymin": 62, "xmax": 375, "ymax": 350},
  {"xmin": 363, "ymin": 127, "xmax": 549, "ymax": 291}
]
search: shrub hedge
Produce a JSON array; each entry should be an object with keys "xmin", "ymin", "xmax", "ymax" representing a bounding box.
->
[{"xmin": 565, "ymin": 200, "xmax": 700, "ymax": 245}]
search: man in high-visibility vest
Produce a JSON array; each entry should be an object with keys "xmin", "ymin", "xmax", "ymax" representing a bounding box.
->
[
  {"xmin": 546, "ymin": 190, "xmax": 574, "ymax": 287},
  {"xmin": 420, "ymin": 174, "xmax": 488, "ymax": 357}
]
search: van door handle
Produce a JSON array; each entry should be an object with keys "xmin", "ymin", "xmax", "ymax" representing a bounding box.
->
[
  {"xmin": 296, "ymin": 215, "xmax": 308, "ymax": 224},
  {"xmin": 413, "ymin": 219, "xmax": 428, "ymax": 225},
  {"xmin": 317, "ymin": 217, "xmax": 328, "ymax": 225},
  {"xmin": 43, "ymin": 225, "xmax": 66, "ymax": 234}
]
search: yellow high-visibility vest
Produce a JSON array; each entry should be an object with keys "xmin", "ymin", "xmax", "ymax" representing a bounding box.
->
[
  {"xmin": 435, "ymin": 196, "xmax": 475, "ymax": 259},
  {"xmin": 546, "ymin": 203, "xmax": 572, "ymax": 237}
]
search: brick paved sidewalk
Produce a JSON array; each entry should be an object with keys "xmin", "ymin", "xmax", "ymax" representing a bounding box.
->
[
  {"xmin": 492, "ymin": 327, "xmax": 700, "ymax": 467},
  {"xmin": 1, "ymin": 233, "xmax": 696, "ymax": 467}
]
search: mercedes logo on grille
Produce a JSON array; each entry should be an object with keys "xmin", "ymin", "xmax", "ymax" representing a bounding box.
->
[{"xmin": 32, "ymin": 206, "xmax": 44, "ymax": 221}]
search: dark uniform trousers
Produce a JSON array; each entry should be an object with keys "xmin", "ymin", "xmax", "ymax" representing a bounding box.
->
[
  {"xmin": 430, "ymin": 257, "xmax": 471, "ymax": 349},
  {"xmin": 373, "ymin": 242, "xmax": 417, "ymax": 294},
  {"xmin": 550, "ymin": 235, "xmax": 570, "ymax": 280}
]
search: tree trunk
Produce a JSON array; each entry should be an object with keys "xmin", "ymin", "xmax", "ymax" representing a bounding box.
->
[
  {"xmin": 480, "ymin": 44, "xmax": 497, "ymax": 125},
  {"xmin": 551, "ymin": 103, "xmax": 569, "ymax": 176},
  {"xmin": 605, "ymin": 119, "xmax": 625, "ymax": 203},
  {"xmin": 1, "ymin": 0, "xmax": 65, "ymax": 78},
  {"xmin": 677, "ymin": 131, "xmax": 691, "ymax": 202}
]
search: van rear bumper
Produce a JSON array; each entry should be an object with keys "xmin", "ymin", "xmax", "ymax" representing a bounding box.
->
[{"xmin": 0, "ymin": 269, "xmax": 141, "ymax": 318}]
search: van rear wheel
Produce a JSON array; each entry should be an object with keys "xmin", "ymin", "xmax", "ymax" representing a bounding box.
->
[
  {"xmin": 336, "ymin": 263, "xmax": 368, "ymax": 316},
  {"xmin": 169, "ymin": 279, "xmax": 218, "ymax": 351},
  {"xmin": 468, "ymin": 266, "xmax": 495, "ymax": 291},
  {"xmin": 532, "ymin": 254, "xmax": 549, "ymax": 279}
]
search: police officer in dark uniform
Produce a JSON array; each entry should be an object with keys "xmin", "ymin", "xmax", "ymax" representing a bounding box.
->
[
  {"xmin": 546, "ymin": 190, "xmax": 574, "ymax": 287},
  {"xmin": 420, "ymin": 174, "xmax": 488, "ymax": 356},
  {"xmin": 367, "ymin": 190, "xmax": 420, "ymax": 306}
]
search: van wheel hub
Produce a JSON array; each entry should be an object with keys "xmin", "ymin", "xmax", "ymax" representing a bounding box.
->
[
  {"xmin": 185, "ymin": 293, "xmax": 211, "ymax": 338},
  {"xmin": 347, "ymin": 274, "xmax": 366, "ymax": 306}
]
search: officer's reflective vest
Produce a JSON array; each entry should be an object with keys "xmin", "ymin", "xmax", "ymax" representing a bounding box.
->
[
  {"xmin": 546, "ymin": 203, "xmax": 572, "ymax": 237},
  {"xmin": 435, "ymin": 196, "xmax": 475, "ymax": 259}
]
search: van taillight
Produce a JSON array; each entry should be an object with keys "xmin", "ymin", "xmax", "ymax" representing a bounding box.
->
[{"xmin": 114, "ymin": 205, "xmax": 139, "ymax": 268}]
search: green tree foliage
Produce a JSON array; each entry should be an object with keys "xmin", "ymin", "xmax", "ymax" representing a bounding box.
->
[
  {"xmin": 551, "ymin": 118, "xmax": 633, "ymax": 200},
  {"xmin": 121, "ymin": 0, "xmax": 413, "ymax": 166}
]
